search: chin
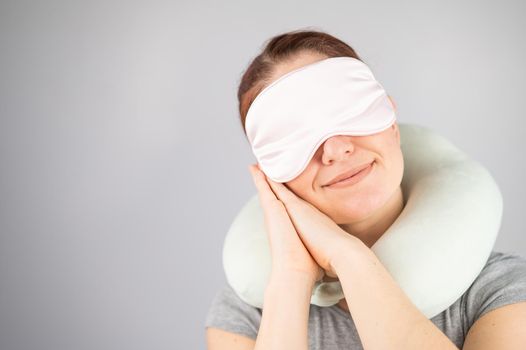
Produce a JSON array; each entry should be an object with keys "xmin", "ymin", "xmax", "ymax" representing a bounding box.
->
[{"xmin": 329, "ymin": 188, "xmax": 393, "ymax": 223}]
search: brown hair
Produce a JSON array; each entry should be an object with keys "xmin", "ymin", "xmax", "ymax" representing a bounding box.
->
[{"xmin": 237, "ymin": 29, "xmax": 365, "ymax": 135}]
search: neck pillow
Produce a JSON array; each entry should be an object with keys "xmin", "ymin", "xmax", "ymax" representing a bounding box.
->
[{"xmin": 223, "ymin": 123, "xmax": 502, "ymax": 319}]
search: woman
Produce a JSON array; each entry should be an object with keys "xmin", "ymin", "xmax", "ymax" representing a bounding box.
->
[{"xmin": 205, "ymin": 30, "xmax": 526, "ymax": 349}]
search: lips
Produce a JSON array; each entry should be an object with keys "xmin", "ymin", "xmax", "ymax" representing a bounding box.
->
[{"xmin": 323, "ymin": 161, "xmax": 374, "ymax": 187}]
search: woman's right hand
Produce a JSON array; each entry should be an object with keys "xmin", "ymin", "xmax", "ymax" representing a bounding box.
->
[{"xmin": 248, "ymin": 164, "xmax": 324, "ymax": 286}]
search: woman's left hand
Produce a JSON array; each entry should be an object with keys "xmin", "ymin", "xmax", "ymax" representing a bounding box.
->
[{"xmin": 251, "ymin": 164, "xmax": 362, "ymax": 278}]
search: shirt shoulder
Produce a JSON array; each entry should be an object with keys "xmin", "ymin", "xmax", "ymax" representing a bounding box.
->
[
  {"xmin": 462, "ymin": 250, "xmax": 526, "ymax": 326},
  {"xmin": 204, "ymin": 283, "xmax": 262, "ymax": 340}
]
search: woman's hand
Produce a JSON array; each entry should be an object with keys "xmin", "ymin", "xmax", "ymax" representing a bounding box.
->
[
  {"xmin": 248, "ymin": 164, "xmax": 324, "ymax": 285},
  {"xmin": 249, "ymin": 164, "xmax": 363, "ymax": 278}
]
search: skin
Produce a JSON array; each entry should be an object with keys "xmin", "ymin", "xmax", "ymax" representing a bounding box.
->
[{"xmin": 268, "ymin": 51, "xmax": 405, "ymax": 312}]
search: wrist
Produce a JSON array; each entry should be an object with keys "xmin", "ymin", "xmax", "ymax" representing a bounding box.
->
[
  {"xmin": 329, "ymin": 235, "xmax": 370, "ymax": 274},
  {"xmin": 267, "ymin": 271, "xmax": 317, "ymax": 293}
]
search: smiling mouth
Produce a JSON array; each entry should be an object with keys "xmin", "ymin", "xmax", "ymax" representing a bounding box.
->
[{"xmin": 323, "ymin": 161, "xmax": 375, "ymax": 189}]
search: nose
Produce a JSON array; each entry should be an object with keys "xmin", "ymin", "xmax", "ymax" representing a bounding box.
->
[{"xmin": 321, "ymin": 135, "xmax": 355, "ymax": 165}]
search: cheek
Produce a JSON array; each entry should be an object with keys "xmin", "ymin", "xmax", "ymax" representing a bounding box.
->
[
  {"xmin": 380, "ymin": 138, "xmax": 404, "ymax": 181},
  {"xmin": 389, "ymin": 147, "xmax": 405, "ymax": 185},
  {"xmin": 285, "ymin": 178, "xmax": 314, "ymax": 203},
  {"xmin": 337, "ymin": 153, "xmax": 403, "ymax": 216}
]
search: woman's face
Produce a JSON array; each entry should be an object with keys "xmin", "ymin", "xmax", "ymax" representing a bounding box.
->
[
  {"xmin": 284, "ymin": 123, "xmax": 404, "ymax": 225},
  {"xmin": 269, "ymin": 52, "xmax": 404, "ymax": 225}
]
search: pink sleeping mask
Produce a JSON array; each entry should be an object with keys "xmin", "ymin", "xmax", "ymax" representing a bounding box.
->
[{"xmin": 245, "ymin": 56, "xmax": 397, "ymax": 183}]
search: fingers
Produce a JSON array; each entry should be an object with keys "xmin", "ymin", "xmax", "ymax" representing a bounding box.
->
[
  {"xmin": 248, "ymin": 164, "xmax": 302, "ymax": 245},
  {"xmin": 248, "ymin": 164, "xmax": 277, "ymax": 201},
  {"xmin": 266, "ymin": 176, "xmax": 299, "ymax": 205},
  {"xmin": 248, "ymin": 163, "xmax": 309, "ymax": 225},
  {"xmin": 249, "ymin": 163, "xmax": 299, "ymax": 206}
]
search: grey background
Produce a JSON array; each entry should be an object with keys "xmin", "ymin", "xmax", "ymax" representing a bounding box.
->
[{"xmin": 0, "ymin": 0, "xmax": 524, "ymax": 349}]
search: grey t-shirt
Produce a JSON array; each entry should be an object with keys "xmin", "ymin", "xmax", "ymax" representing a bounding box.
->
[{"xmin": 204, "ymin": 250, "xmax": 526, "ymax": 349}]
